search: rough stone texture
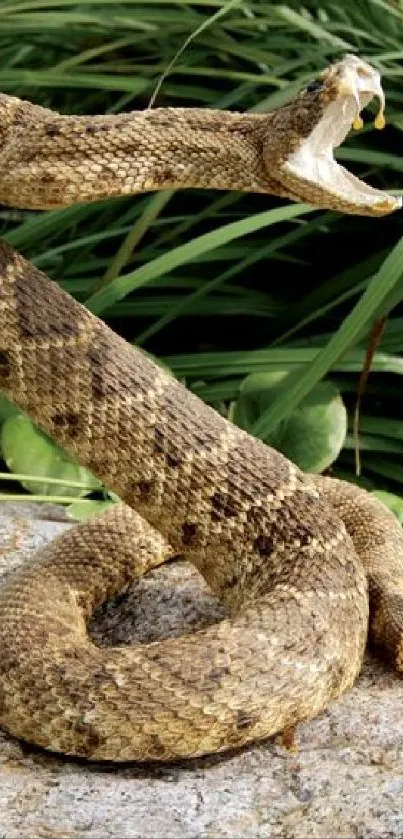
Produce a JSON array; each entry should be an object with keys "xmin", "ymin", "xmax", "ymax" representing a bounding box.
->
[{"xmin": 1, "ymin": 502, "xmax": 403, "ymax": 839}]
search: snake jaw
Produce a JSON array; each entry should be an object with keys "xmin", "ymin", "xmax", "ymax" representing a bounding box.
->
[{"xmin": 281, "ymin": 55, "xmax": 401, "ymax": 216}]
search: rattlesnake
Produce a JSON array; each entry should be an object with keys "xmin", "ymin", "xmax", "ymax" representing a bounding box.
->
[{"xmin": 0, "ymin": 54, "xmax": 402, "ymax": 762}]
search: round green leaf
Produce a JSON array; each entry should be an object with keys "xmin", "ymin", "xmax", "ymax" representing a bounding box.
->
[
  {"xmin": 233, "ymin": 371, "xmax": 289, "ymax": 434},
  {"xmin": 234, "ymin": 373, "xmax": 347, "ymax": 473},
  {"xmin": 66, "ymin": 498, "xmax": 117, "ymax": 522},
  {"xmin": 273, "ymin": 383, "xmax": 347, "ymax": 473},
  {"xmin": 371, "ymin": 490, "xmax": 403, "ymax": 524},
  {"xmin": 0, "ymin": 394, "xmax": 19, "ymax": 425},
  {"xmin": 1, "ymin": 414, "xmax": 101, "ymax": 497}
]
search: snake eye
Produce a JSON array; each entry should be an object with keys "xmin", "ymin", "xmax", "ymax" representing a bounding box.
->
[{"xmin": 306, "ymin": 78, "xmax": 324, "ymax": 94}]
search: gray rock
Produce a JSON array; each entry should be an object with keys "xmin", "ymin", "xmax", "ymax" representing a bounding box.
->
[{"xmin": 0, "ymin": 502, "xmax": 403, "ymax": 839}]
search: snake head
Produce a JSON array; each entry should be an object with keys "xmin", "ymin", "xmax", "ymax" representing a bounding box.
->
[{"xmin": 265, "ymin": 54, "xmax": 401, "ymax": 216}]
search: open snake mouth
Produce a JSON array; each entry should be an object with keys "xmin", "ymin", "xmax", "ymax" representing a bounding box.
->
[{"xmin": 282, "ymin": 55, "xmax": 402, "ymax": 216}]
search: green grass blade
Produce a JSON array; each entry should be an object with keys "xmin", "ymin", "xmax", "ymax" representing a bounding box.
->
[
  {"xmin": 251, "ymin": 234, "xmax": 403, "ymax": 439},
  {"xmin": 85, "ymin": 203, "xmax": 313, "ymax": 314}
]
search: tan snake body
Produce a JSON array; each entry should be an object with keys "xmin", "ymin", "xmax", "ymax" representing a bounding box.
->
[{"xmin": 0, "ymin": 55, "xmax": 402, "ymax": 762}]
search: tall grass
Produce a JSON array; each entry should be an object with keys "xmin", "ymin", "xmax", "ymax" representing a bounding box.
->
[{"xmin": 1, "ymin": 0, "xmax": 403, "ymax": 504}]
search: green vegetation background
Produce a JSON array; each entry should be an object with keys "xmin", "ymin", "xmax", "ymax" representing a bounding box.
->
[{"xmin": 1, "ymin": 0, "xmax": 403, "ymax": 520}]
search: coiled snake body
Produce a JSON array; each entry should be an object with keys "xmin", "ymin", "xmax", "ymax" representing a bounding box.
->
[{"xmin": 0, "ymin": 55, "xmax": 402, "ymax": 762}]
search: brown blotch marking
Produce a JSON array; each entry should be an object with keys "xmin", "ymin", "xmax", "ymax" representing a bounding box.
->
[
  {"xmin": 88, "ymin": 331, "xmax": 134, "ymax": 400},
  {"xmin": 40, "ymin": 172, "xmax": 56, "ymax": 184},
  {"xmin": 63, "ymin": 648, "xmax": 80, "ymax": 661},
  {"xmin": 52, "ymin": 412, "xmax": 80, "ymax": 437},
  {"xmin": 154, "ymin": 427, "xmax": 183, "ymax": 468},
  {"xmin": 91, "ymin": 376, "xmax": 107, "ymax": 400},
  {"xmin": 91, "ymin": 666, "xmax": 111, "ymax": 686},
  {"xmin": 298, "ymin": 533, "xmax": 312, "ymax": 548},
  {"xmin": 89, "ymin": 340, "xmax": 110, "ymax": 399},
  {"xmin": 74, "ymin": 720, "xmax": 102, "ymax": 756},
  {"xmin": 0, "ymin": 350, "xmax": 11, "ymax": 379},
  {"xmin": 211, "ymin": 491, "xmax": 238, "ymax": 519},
  {"xmin": 291, "ymin": 521, "xmax": 315, "ymax": 547},
  {"xmin": 182, "ymin": 521, "xmax": 197, "ymax": 546},
  {"xmin": 14, "ymin": 271, "xmax": 81, "ymax": 341},
  {"xmin": 254, "ymin": 533, "xmax": 275, "ymax": 557},
  {"xmin": 155, "ymin": 167, "xmax": 176, "ymax": 184},
  {"xmin": 0, "ymin": 650, "xmax": 22, "ymax": 676},
  {"xmin": 83, "ymin": 123, "xmax": 112, "ymax": 134},
  {"xmin": 44, "ymin": 123, "xmax": 62, "ymax": 137},
  {"xmin": 166, "ymin": 452, "xmax": 182, "ymax": 469},
  {"xmin": 136, "ymin": 479, "xmax": 154, "ymax": 499},
  {"xmin": 236, "ymin": 710, "xmax": 255, "ymax": 730},
  {"xmin": 150, "ymin": 734, "xmax": 166, "ymax": 757},
  {"xmin": 154, "ymin": 427, "xmax": 164, "ymax": 455},
  {"xmin": 246, "ymin": 505, "xmax": 262, "ymax": 525}
]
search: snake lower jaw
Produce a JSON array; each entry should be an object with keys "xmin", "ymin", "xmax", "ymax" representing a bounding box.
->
[
  {"xmin": 282, "ymin": 155, "xmax": 401, "ymax": 217},
  {"xmin": 283, "ymin": 135, "xmax": 402, "ymax": 217}
]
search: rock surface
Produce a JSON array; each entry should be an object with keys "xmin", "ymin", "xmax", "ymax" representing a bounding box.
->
[{"xmin": 1, "ymin": 502, "xmax": 403, "ymax": 839}]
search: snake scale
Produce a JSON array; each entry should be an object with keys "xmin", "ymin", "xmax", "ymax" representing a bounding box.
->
[{"xmin": 0, "ymin": 55, "xmax": 402, "ymax": 762}]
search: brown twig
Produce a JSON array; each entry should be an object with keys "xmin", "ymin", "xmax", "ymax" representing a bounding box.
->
[{"xmin": 353, "ymin": 316, "xmax": 387, "ymax": 476}]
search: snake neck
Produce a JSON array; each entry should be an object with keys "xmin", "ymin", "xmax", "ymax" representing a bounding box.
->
[
  {"xmin": 0, "ymin": 93, "xmax": 319, "ymax": 209},
  {"xmin": 0, "ymin": 239, "xmax": 355, "ymax": 614}
]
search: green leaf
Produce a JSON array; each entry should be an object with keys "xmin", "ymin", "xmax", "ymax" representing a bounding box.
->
[
  {"xmin": 233, "ymin": 371, "xmax": 289, "ymax": 433},
  {"xmin": 250, "ymin": 234, "xmax": 403, "ymax": 439},
  {"xmin": 274, "ymin": 5, "xmax": 354, "ymax": 49},
  {"xmin": 0, "ymin": 394, "xmax": 19, "ymax": 424},
  {"xmin": 85, "ymin": 204, "xmax": 313, "ymax": 314},
  {"xmin": 1, "ymin": 414, "xmax": 100, "ymax": 496},
  {"xmin": 66, "ymin": 498, "xmax": 117, "ymax": 521},
  {"xmin": 234, "ymin": 373, "xmax": 347, "ymax": 473},
  {"xmin": 372, "ymin": 490, "xmax": 403, "ymax": 524}
]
